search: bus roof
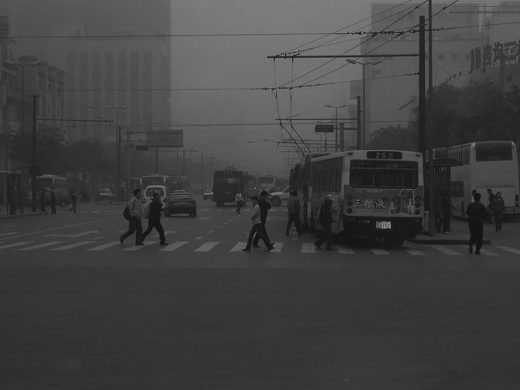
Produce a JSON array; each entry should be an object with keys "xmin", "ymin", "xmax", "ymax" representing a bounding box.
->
[{"xmin": 310, "ymin": 149, "xmax": 422, "ymax": 163}]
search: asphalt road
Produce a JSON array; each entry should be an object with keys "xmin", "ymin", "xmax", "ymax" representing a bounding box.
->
[{"xmin": 1, "ymin": 199, "xmax": 520, "ymax": 389}]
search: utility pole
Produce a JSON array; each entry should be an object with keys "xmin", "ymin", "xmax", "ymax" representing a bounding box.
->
[
  {"xmin": 356, "ymin": 96, "xmax": 362, "ymax": 149},
  {"xmin": 31, "ymin": 96, "xmax": 38, "ymax": 212},
  {"xmin": 428, "ymin": 0, "xmax": 436, "ymax": 235},
  {"xmin": 106, "ymin": 105, "xmax": 127, "ymax": 200},
  {"xmin": 325, "ymin": 104, "xmax": 348, "ymax": 151}
]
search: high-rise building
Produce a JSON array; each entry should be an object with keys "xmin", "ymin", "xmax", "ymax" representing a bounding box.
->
[
  {"xmin": 17, "ymin": 0, "xmax": 172, "ymax": 142},
  {"xmin": 352, "ymin": 2, "xmax": 482, "ymax": 145}
]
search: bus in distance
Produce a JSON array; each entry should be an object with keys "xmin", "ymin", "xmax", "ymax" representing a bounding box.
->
[
  {"xmin": 447, "ymin": 141, "xmax": 520, "ymax": 218},
  {"xmin": 308, "ymin": 150, "xmax": 424, "ymax": 245},
  {"xmin": 212, "ymin": 170, "xmax": 248, "ymax": 207}
]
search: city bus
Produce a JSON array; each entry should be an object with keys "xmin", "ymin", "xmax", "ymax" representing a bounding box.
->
[
  {"xmin": 447, "ymin": 141, "xmax": 520, "ymax": 218},
  {"xmin": 307, "ymin": 150, "xmax": 424, "ymax": 245},
  {"xmin": 212, "ymin": 170, "xmax": 248, "ymax": 207},
  {"xmin": 35, "ymin": 174, "xmax": 70, "ymax": 206}
]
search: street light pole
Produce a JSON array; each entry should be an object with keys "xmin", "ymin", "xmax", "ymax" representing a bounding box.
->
[
  {"xmin": 106, "ymin": 105, "xmax": 127, "ymax": 201},
  {"xmin": 325, "ymin": 104, "xmax": 348, "ymax": 151},
  {"xmin": 31, "ymin": 96, "xmax": 38, "ymax": 212}
]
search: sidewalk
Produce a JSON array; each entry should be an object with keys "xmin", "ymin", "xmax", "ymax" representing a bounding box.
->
[{"xmin": 410, "ymin": 217, "xmax": 512, "ymax": 245}]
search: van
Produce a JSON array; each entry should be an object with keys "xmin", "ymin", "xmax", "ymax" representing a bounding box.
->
[{"xmin": 143, "ymin": 185, "xmax": 168, "ymax": 207}]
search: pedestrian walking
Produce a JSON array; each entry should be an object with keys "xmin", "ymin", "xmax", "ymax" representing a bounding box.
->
[
  {"xmin": 286, "ymin": 190, "xmax": 301, "ymax": 236},
  {"xmin": 492, "ymin": 191, "xmax": 505, "ymax": 232},
  {"xmin": 486, "ymin": 188, "xmax": 495, "ymax": 224},
  {"xmin": 39, "ymin": 188, "xmax": 46, "ymax": 213},
  {"xmin": 120, "ymin": 188, "xmax": 145, "ymax": 246},
  {"xmin": 466, "ymin": 192, "xmax": 488, "ymax": 254},
  {"xmin": 141, "ymin": 192, "xmax": 167, "ymax": 245},
  {"xmin": 314, "ymin": 194, "xmax": 334, "ymax": 250},
  {"xmin": 235, "ymin": 191, "xmax": 244, "ymax": 214},
  {"xmin": 439, "ymin": 191, "xmax": 453, "ymax": 233},
  {"xmin": 50, "ymin": 189, "xmax": 57, "ymax": 214},
  {"xmin": 252, "ymin": 190, "xmax": 273, "ymax": 248},
  {"xmin": 70, "ymin": 190, "xmax": 77, "ymax": 214},
  {"xmin": 242, "ymin": 196, "xmax": 273, "ymax": 252}
]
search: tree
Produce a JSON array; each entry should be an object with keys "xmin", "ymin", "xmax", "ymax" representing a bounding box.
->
[{"xmin": 367, "ymin": 125, "xmax": 417, "ymax": 151}]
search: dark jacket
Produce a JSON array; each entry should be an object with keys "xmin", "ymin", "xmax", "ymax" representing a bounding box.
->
[
  {"xmin": 258, "ymin": 197, "xmax": 271, "ymax": 224},
  {"xmin": 466, "ymin": 202, "xmax": 487, "ymax": 223},
  {"xmin": 148, "ymin": 198, "xmax": 163, "ymax": 221},
  {"xmin": 319, "ymin": 200, "xmax": 333, "ymax": 225}
]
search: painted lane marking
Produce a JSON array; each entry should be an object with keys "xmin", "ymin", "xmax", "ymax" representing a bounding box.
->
[
  {"xmin": 0, "ymin": 242, "xmax": 32, "ymax": 250},
  {"xmin": 194, "ymin": 241, "xmax": 220, "ymax": 252},
  {"xmin": 44, "ymin": 230, "xmax": 99, "ymax": 238},
  {"xmin": 230, "ymin": 242, "xmax": 247, "ymax": 252},
  {"xmin": 160, "ymin": 241, "xmax": 189, "ymax": 252},
  {"xmin": 337, "ymin": 246, "xmax": 355, "ymax": 255},
  {"xmin": 87, "ymin": 241, "xmax": 121, "ymax": 251},
  {"xmin": 17, "ymin": 241, "xmax": 64, "ymax": 251},
  {"xmin": 123, "ymin": 242, "xmax": 153, "ymax": 252},
  {"xmin": 432, "ymin": 245, "xmax": 462, "ymax": 256},
  {"xmin": 301, "ymin": 243, "xmax": 316, "ymax": 254},
  {"xmin": 371, "ymin": 249, "xmax": 389, "ymax": 255},
  {"xmin": 495, "ymin": 245, "xmax": 520, "ymax": 255},
  {"xmin": 0, "ymin": 232, "xmax": 19, "ymax": 237},
  {"xmin": 51, "ymin": 241, "xmax": 96, "ymax": 251}
]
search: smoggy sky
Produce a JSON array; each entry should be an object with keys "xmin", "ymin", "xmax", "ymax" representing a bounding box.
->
[{"xmin": 170, "ymin": 0, "xmax": 502, "ymax": 176}]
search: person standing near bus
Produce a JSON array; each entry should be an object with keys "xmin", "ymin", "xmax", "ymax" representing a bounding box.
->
[
  {"xmin": 466, "ymin": 192, "xmax": 488, "ymax": 254},
  {"xmin": 141, "ymin": 192, "xmax": 167, "ymax": 245},
  {"xmin": 50, "ymin": 189, "xmax": 57, "ymax": 214},
  {"xmin": 492, "ymin": 191, "xmax": 505, "ymax": 232},
  {"xmin": 242, "ymin": 196, "xmax": 273, "ymax": 252},
  {"xmin": 439, "ymin": 191, "xmax": 453, "ymax": 234},
  {"xmin": 486, "ymin": 188, "xmax": 495, "ymax": 224},
  {"xmin": 315, "ymin": 194, "xmax": 334, "ymax": 250},
  {"xmin": 286, "ymin": 190, "xmax": 301, "ymax": 236},
  {"xmin": 253, "ymin": 190, "xmax": 273, "ymax": 248},
  {"xmin": 235, "ymin": 191, "xmax": 244, "ymax": 214},
  {"xmin": 120, "ymin": 189, "xmax": 145, "ymax": 246}
]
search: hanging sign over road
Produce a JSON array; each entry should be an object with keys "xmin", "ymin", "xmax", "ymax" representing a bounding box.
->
[
  {"xmin": 146, "ymin": 130, "xmax": 183, "ymax": 147},
  {"xmin": 314, "ymin": 124, "xmax": 334, "ymax": 133}
]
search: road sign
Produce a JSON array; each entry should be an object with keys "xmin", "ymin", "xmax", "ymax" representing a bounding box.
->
[
  {"xmin": 314, "ymin": 124, "xmax": 334, "ymax": 133},
  {"xmin": 147, "ymin": 130, "xmax": 183, "ymax": 147}
]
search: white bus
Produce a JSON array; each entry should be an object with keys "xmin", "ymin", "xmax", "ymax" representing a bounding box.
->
[
  {"xmin": 308, "ymin": 150, "xmax": 424, "ymax": 245},
  {"xmin": 448, "ymin": 141, "xmax": 520, "ymax": 218}
]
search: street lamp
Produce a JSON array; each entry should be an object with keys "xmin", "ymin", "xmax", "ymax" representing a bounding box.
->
[
  {"xmin": 106, "ymin": 105, "xmax": 127, "ymax": 201},
  {"xmin": 347, "ymin": 59, "xmax": 382, "ymax": 149},
  {"xmin": 325, "ymin": 104, "xmax": 348, "ymax": 151}
]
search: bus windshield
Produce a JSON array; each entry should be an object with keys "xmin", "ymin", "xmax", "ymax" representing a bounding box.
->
[
  {"xmin": 475, "ymin": 142, "xmax": 513, "ymax": 161},
  {"xmin": 350, "ymin": 160, "xmax": 418, "ymax": 188}
]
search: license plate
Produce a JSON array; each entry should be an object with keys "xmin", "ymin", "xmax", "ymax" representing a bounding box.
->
[{"xmin": 376, "ymin": 221, "xmax": 392, "ymax": 230}]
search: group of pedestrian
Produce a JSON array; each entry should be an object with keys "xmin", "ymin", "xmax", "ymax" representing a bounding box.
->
[
  {"xmin": 242, "ymin": 190, "xmax": 274, "ymax": 252},
  {"xmin": 120, "ymin": 188, "xmax": 167, "ymax": 246}
]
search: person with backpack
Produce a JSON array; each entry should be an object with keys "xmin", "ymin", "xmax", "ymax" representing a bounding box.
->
[
  {"xmin": 120, "ymin": 188, "xmax": 145, "ymax": 246},
  {"xmin": 141, "ymin": 192, "xmax": 167, "ymax": 245}
]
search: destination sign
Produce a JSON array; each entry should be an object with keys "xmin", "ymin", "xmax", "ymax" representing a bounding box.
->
[{"xmin": 366, "ymin": 151, "xmax": 402, "ymax": 160}]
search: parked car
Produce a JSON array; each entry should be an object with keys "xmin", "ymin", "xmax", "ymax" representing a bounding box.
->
[
  {"xmin": 164, "ymin": 191, "xmax": 197, "ymax": 217},
  {"xmin": 269, "ymin": 186, "xmax": 291, "ymax": 207},
  {"xmin": 97, "ymin": 188, "xmax": 117, "ymax": 203},
  {"xmin": 202, "ymin": 190, "xmax": 213, "ymax": 200},
  {"xmin": 143, "ymin": 185, "xmax": 168, "ymax": 207}
]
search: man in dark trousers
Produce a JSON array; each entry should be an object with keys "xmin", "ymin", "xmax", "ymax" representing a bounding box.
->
[
  {"xmin": 314, "ymin": 194, "xmax": 334, "ymax": 250},
  {"xmin": 286, "ymin": 190, "xmax": 301, "ymax": 236},
  {"xmin": 466, "ymin": 192, "xmax": 488, "ymax": 254},
  {"xmin": 141, "ymin": 192, "xmax": 167, "ymax": 245},
  {"xmin": 120, "ymin": 188, "xmax": 145, "ymax": 246},
  {"xmin": 253, "ymin": 190, "xmax": 273, "ymax": 248},
  {"xmin": 50, "ymin": 189, "xmax": 57, "ymax": 214}
]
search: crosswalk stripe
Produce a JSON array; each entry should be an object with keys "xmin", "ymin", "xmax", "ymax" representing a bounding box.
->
[
  {"xmin": 0, "ymin": 232, "xmax": 19, "ymax": 237},
  {"xmin": 479, "ymin": 248, "xmax": 500, "ymax": 256},
  {"xmin": 371, "ymin": 249, "xmax": 389, "ymax": 255},
  {"xmin": 495, "ymin": 245, "xmax": 520, "ymax": 255},
  {"xmin": 88, "ymin": 241, "xmax": 121, "ymax": 251},
  {"xmin": 52, "ymin": 241, "xmax": 96, "ymax": 251},
  {"xmin": 0, "ymin": 241, "xmax": 32, "ymax": 250},
  {"xmin": 194, "ymin": 241, "xmax": 220, "ymax": 252},
  {"xmin": 123, "ymin": 242, "xmax": 153, "ymax": 251},
  {"xmin": 17, "ymin": 241, "xmax": 64, "ymax": 251},
  {"xmin": 337, "ymin": 246, "xmax": 354, "ymax": 255},
  {"xmin": 159, "ymin": 241, "xmax": 189, "ymax": 252},
  {"xmin": 230, "ymin": 242, "xmax": 247, "ymax": 252},
  {"xmin": 271, "ymin": 243, "xmax": 283, "ymax": 253},
  {"xmin": 432, "ymin": 245, "xmax": 462, "ymax": 255},
  {"xmin": 302, "ymin": 242, "xmax": 316, "ymax": 253},
  {"xmin": 406, "ymin": 249, "xmax": 426, "ymax": 256}
]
